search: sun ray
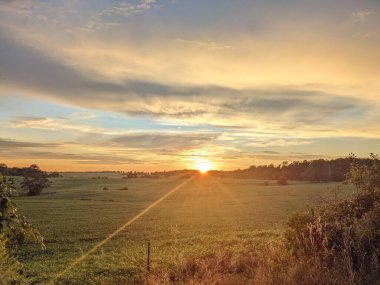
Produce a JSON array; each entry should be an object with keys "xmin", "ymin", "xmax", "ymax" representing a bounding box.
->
[{"xmin": 47, "ymin": 176, "xmax": 194, "ymax": 285}]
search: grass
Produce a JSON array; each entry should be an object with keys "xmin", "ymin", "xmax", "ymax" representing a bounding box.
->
[{"xmin": 11, "ymin": 173, "xmax": 354, "ymax": 284}]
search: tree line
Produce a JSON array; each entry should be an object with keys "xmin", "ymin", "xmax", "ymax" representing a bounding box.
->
[
  {"xmin": 1, "ymin": 155, "xmax": 378, "ymax": 184},
  {"xmin": 0, "ymin": 163, "xmax": 60, "ymax": 178},
  {"xmin": 209, "ymin": 155, "xmax": 377, "ymax": 182}
]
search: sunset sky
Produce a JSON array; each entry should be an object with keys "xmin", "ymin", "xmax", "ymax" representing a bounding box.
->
[{"xmin": 0, "ymin": 0, "xmax": 379, "ymax": 171}]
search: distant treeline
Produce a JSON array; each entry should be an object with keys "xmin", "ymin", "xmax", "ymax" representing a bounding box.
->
[
  {"xmin": 1, "ymin": 156, "xmax": 378, "ymax": 182},
  {"xmin": 154, "ymin": 156, "xmax": 378, "ymax": 182},
  {"xmin": 212, "ymin": 157, "xmax": 377, "ymax": 182},
  {"xmin": 0, "ymin": 163, "xmax": 60, "ymax": 178}
]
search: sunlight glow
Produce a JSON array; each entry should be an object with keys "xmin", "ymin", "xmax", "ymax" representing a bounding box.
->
[{"xmin": 196, "ymin": 160, "xmax": 212, "ymax": 173}]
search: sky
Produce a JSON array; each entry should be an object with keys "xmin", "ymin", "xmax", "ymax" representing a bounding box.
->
[{"xmin": 0, "ymin": 0, "xmax": 379, "ymax": 172}]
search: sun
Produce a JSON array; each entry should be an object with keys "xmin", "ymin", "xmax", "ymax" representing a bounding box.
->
[{"xmin": 195, "ymin": 160, "xmax": 212, "ymax": 173}]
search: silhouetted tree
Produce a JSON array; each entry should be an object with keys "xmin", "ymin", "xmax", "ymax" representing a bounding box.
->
[
  {"xmin": 21, "ymin": 165, "xmax": 51, "ymax": 196},
  {"xmin": 0, "ymin": 163, "xmax": 8, "ymax": 175},
  {"xmin": 302, "ymin": 159, "xmax": 331, "ymax": 182}
]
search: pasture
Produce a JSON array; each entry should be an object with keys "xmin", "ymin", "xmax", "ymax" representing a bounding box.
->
[{"xmin": 12, "ymin": 173, "xmax": 354, "ymax": 284}]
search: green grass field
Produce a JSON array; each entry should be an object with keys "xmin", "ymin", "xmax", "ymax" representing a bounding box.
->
[{"xmin": 12, "ymin": 174, "xmax": 354, "ymax": 284}]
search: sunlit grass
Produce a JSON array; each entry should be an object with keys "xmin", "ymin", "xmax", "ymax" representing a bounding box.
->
[{"xmin": 12, "ymin": 174, "xmax": 354, "ymax": 284}]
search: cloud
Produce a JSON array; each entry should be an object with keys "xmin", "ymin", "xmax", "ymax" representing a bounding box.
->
[
  {"xmin": 352, "ymin": 10, "xmax": 372, "ymax": 22},
  {"xmin": 9, "ymin": 116, "xmax": 123, "ymax": 135},
  {"xmin": 110, "ymin": 133, "xmax": 219, "ymax": 151},
  {"xmin": 0, "ymin": 150, "xmax": 141, "ymax": 165},
  {"xmin": 0, "ymin": 137, "xmax": 143, "ymax": 165},
  {"xmin": 0, "ymin": 33, "xmax": 374, "ymax": 136},
  {"xmin": 86, "ymin": 0, "xmax": 157, "ymax": 30},
  {"xmin": 261, "ymin": 151, "xmax": 281, "ymax": 154},
  {"xmin": 248, "ymin": 153, "xmax": 335, "ymax": 163},
  {"xmin": 174, "ymin": 38, "xmax": 232, "ymax": 50},
  {"xmin": 0, "ymin": 0, "xmax": 41, "ymax": 15},
  {"xmin": 99, "ymin": 0, "xmax": 156, "ymax": 17},
  {"xmin": 0, "ymin": 138, "xmax": 59, "ymax": 149},
  {"xmin": 247, "ymin": 139, "xmax": 314, "ymax": 148}
]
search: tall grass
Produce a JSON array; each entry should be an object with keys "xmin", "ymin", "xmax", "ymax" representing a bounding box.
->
[{"xmin": 0, "ymin": 235, "xmax": 24, "ymax": 285}]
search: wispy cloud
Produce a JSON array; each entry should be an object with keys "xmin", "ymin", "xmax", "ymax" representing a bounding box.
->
[
  {"xmin": 0, "ymin": 138, "xmax": 59, "ymax": 149},
  {"xmin": 86, "ymin": 0, "xmax": 157, "ymax": 30},
  {"xmin": 247, "ymin": 139, "xmax": 314, "ymax": 148},
  {"xmin": 174, "ymin": 38, "xmax": 232, "ymax": 50},
  {"xmin": 352, "ymin": 10, "xmax": 372, "ymax": 23},
  {"xmin": 9, "ymin": 116, "xmax": 123, "ymax": 135},
  {"xmin": 110, "ymin": 132, "xmax": 219, "ymax": 151},
  {"xmin": 99, "ymin": 0, "xmax": 156, "ymax": 17}
]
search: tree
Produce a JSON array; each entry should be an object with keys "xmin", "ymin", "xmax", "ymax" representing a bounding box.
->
[
  {"xmin": 21, "ymin": 165, "xmax": 51, "ymax": 196},
  {"xmin": 0, "ymin": 175, "xmax": 44, "ymax": 248},
  {"xmin": 302, "ymin": 159, "xmax": 331, "ymax": 182},
  {"xmin": 346, "ymin": 153, "xmax": 380, "ymax": 193},
  {"xmin": 0, "ymin": 163, "xmax": 8, "ymax": 175}
]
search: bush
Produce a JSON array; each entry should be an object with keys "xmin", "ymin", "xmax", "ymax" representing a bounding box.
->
[{"xmin": 284, "ymin": 154, "xmax": 380, "ymax": 284}]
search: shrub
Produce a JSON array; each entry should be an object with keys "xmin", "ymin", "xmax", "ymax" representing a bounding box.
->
[{"xmin": 285, "ymin": 154, "xmax": 380, "ymax": 284}]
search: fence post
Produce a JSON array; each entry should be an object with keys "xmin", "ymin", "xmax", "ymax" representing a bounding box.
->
[{"xmin": 147, "ymin": 241, "xmax": 150, "ymax": 272}]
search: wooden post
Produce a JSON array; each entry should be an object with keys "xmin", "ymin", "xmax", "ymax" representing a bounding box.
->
[{"xmin": 147, "ymin": 241, "xmax": 150, "ymax": 272}]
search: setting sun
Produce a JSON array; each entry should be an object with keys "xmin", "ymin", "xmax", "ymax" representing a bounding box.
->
[{"xmin": 196, "ymin": 160, "xmax": 212, "ymax": 173}]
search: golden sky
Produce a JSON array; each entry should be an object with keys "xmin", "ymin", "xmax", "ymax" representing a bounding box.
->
[{"xmin": 0, "ymin": 0, "xmax": 379, "ymax": 171}]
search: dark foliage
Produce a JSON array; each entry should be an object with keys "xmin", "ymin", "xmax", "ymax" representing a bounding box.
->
[
  {"xmin": 208, "ymin": 156, "xmax": 375, "ymax": 182},
  {"xmin": 20, "ymin": 165, "xmax": 51, "ymax": 196},
  {"xmin": 0, "ymin": 175, "xmax": 45, "ymax": 249},
  {"xmin": 0, "ymin": 163, "xmax": 60, "ymax": 178}
]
